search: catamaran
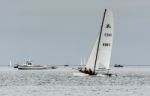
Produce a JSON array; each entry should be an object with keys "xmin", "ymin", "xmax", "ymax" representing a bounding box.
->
[{"xmin": 74, "ymin": 9, "xmax": 113, "ymax": 76}]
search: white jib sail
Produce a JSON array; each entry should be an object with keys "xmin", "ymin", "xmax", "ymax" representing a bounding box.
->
[
  {"xmin": 85, "ymin": 9, "xmax": 113, "ymax": 71},
  {"xmin": 85, "ymin": 37, "xmax": 99, "ymax": 71}
]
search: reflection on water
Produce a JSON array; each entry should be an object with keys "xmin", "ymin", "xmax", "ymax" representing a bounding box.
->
[{"xmin": 0, "ymin": 66, "xmax": 150, "ymax": 96}]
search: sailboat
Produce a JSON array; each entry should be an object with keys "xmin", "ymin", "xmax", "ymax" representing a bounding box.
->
[
  {"xmin": 74, "ymin": 9, "xmax": 113, "ymax": 76},
  {"xmin": 77, "ymin": 56, "xmax": 86, "ymax": 70},
  {"xmin": 8, "ymin": 60, "xmax": 12, "ymax": 67}
]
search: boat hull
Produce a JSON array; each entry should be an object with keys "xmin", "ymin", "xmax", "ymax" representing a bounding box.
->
[
  {"xmin": 18, "ymin": 67, "xmax": 47, "ymax": 70},
  {"xmin": 18, "ymin": 65, "xmax": 57, "ymax": 70},
  {"xmin": 73, "ymin": 72, "xmax": 113, "ymax": 77}
]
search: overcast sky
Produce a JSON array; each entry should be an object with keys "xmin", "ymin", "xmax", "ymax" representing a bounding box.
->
[{"xmin": 0, "ymin": 0, "xmax": 150, "ymax": 65}]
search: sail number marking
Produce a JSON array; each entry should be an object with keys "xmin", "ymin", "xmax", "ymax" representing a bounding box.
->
[
  {"xmin": 104, "ymin": 33, "xmax": 112, "ymax": 37},
  {"xmin": 103, "ymin": 43, "xmax": 111, "ymax": 47}
]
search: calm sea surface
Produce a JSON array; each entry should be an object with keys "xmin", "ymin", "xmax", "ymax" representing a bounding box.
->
[{"xmin": 0, "ymin": 66, "xmax": 150, "ymax": 96}]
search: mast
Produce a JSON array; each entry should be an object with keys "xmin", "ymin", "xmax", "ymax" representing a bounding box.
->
[{"xmin": 93, "ymin": 9, "xmax": 107, "ymax": 73}]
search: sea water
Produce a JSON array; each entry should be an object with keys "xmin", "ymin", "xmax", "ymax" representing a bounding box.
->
[{"xmin": 0, "ymin": 66, "xmax": 150, "ymax": 96}]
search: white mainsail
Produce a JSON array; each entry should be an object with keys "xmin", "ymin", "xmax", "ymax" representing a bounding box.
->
[{"xmin": 85, "ymin": 9, "xmax": 113, "ymax": 72}]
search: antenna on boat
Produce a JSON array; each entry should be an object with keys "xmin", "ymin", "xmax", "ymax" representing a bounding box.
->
[{"xmin": 93, "ymin": 9, "xmax": 107, "ymax": 74}]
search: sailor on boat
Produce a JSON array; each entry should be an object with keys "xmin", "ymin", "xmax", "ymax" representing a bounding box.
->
[{"xmin": 79, "ymin": 67, "xmax": 96, "ymax": 75}]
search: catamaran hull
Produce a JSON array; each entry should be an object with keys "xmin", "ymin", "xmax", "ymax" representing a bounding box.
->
[
  {"xmin": 73, "ymin": 72, "xmax": 89, "ymax": 76},
  {"xmin": 73, "ymin": 72, "xmax": 113, "ymax": 77}
]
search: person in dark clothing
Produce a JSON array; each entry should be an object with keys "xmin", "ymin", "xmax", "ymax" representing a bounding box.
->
[
  {"xmin": 79, "ymin": 67, "xmax": 96, "ymax": 75},
  {"xmin": 84, "ymin": 67, "xmax": 88, "ymax": 73},
  {"xmin": 89, "ymin": 68, "xmax": 93, "ymax": 75}
]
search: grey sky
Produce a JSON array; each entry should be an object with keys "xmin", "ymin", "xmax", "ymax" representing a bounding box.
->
[{"xmin": 0, "ymin": 0, "xmax": 150, "ymax": 65}]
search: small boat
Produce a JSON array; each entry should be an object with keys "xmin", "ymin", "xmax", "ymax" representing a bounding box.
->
[
  {"xmin": 114, "ymin": 64, "xmax": 124, "ymax": 67},
  {"xmin": 15, "ymin": 60, "xmax": 57, "ymax": 70},
  {"xmin": 64, "ymin": 64, "xmax": 69, "ymax": 67},
  {"xmin": 14, "ymin": 64, "xmax": 19, "ymax": 68}
]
